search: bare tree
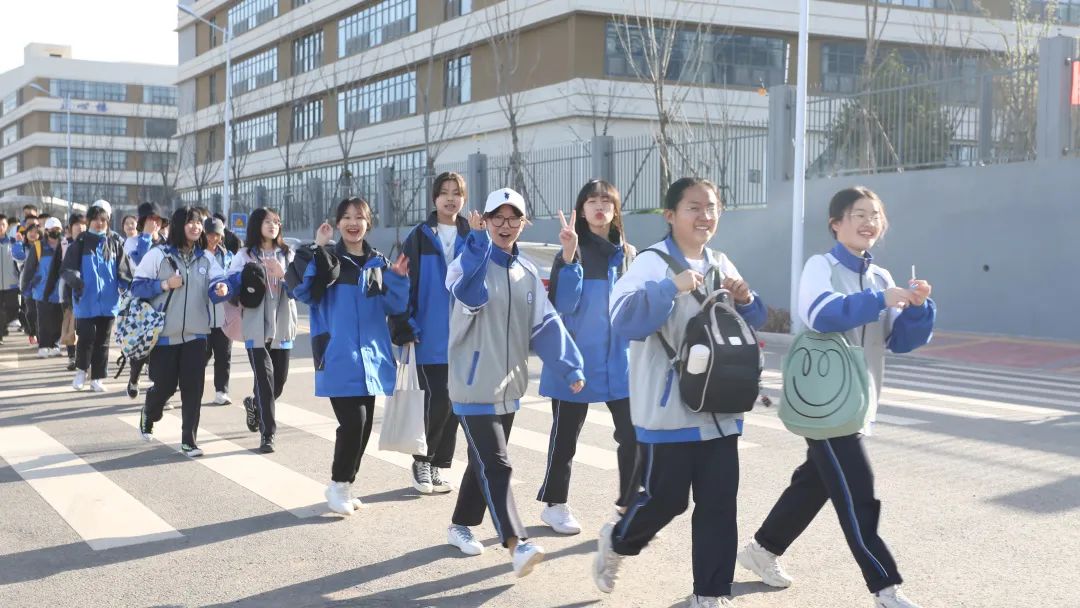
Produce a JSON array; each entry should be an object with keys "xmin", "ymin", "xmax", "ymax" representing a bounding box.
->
[
  {"xmin": 856, "ymin": 0, "xmax": 894, "ymax": 170},
  {"xmin": 610, "ymin": 2, "xmax": 714, "ymax": 196},
  {"xmin": 484, "ymin": 0, "xmax": 540, "ymax": 213},
  {"xmin": 181, "ymin": 118, "xmax": 221, "ymax": 209},
  {"xmin": 321, "ymin": 48, "xmax": 384, "ymax": 201},
  {"xmin": 561, "ymin": 77, "xmax": 625, "ymax": 143},
  {"xmin": 141, "ymin": 106, "xmax": 186, "ymax": 208},
  {"xmin": 275, "ymin": 11, "xmax": 324, "ymax": 229}
]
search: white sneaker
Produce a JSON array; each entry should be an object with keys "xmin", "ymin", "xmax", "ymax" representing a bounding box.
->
[
  {"xmin": 511, "ymin": 541, "xmax": 545, "ymax": 577},
  {"xmin": 737, "ymin": 540, "xmax": 793, "ymax": 588},
  {"xmin": 447, "ymin": 524, "xmax": 484, "ymax": 556},
  {"xmin": 49, "ymin": 347, "xmax": 62, "ymax": 357},
  {"xmin": 687, "ymin": 595, "xmax": 734, "ymax": 607},
  {"xmin": 541, "ymin": 503, "xmax": 582, "ymax": 535},
  {"xmin": 38, "ymin": 348, "xmax": 51, "ymax": 358},
  {"xmin": 72, "ymin": 370, "xmax": 87, "ymax": 391},
  {"xmin": 593, "ymin": 522, "xmax": 624, "ymax": 593},
  {"xmin": 874, "ymin": 586, "xmax": 922, "ymax": 608},
  {"xmin": 349, "ymin": 483, "xmax": 364, "ymax": 510},
  {"xmin": 89, "ymin": 380, "xmax": 107, "ymax": 393},
  {"xmin": 213, "ymin": 392, "xmax": 232, "ymax": 405},
  {"xmin": 325, "ymin": 481, "xmax": 355, "ymax": 516}
]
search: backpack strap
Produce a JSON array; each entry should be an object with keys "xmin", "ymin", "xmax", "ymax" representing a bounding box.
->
[
  {"xmin": 639, "ymin": 247, "xmax": 724, "ymax": 364},
  {"xmin": 159, "ymin": 253, "xmax": 180, "ymax": 313}
]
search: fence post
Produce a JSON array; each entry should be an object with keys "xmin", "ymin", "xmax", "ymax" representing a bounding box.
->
[
  {"xmin": 377, "ymin": 166, "xmax": 394, "ymax": 227},
  {"xmin": 978, "ymin": 72, "xmax": 994, "ymax": 163},
  {"xmin": 1037, "ymin": 36, "xmax": 1078, "ymax": 160},
  {"xmin": 467, "ymin": 152, "xmax": 488, "ymax": 212},
  {"xmin": 767, "ymin": 85, "xmax": 796, "ymax": 183},
  {"xmin": 591, "ymin": 136, "xmax": 614, "ymax": 182}
]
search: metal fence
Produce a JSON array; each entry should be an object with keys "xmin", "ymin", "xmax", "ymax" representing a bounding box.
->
[
  {"xmin": 806, "ymin": 65, "xmax": 1039, "ymax": 177},
  {"xmin": 486, "ymin": 142, "xmax": 593, "ymax": 219}
]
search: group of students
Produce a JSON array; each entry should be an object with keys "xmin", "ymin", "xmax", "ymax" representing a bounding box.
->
[
  {"xmin": 276, "ymin": 172, "xmax": 933, "ymax": 608},
  {"xmin": 1, "ymin": 171, "xmax": 935, "ymax": 607}
]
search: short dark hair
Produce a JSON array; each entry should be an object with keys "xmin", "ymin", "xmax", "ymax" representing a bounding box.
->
[
  {"xmin": 86, "ymin": 206, "xmax": 109, "ymax": 223},
  {"xmin": 0, "ymin": 214, "xmax": 7, "ymax": 223},
  {"xmin": 664, "ymin": 177, "xmax": 722, "ymax": 211},
  {"xmin": 335, "ymin": 197, "xmax": 375, "ymax": 226},
  {"xmin": 68, "ymin": 213, "xmax": 85, "ymax": 225},
  {"xmin": 432, "ymin": 172, "xmax": 467, "ymax": 206},
  {"xmin": 827, "ymin": 186, "xmax": 888, "ymax": 239},
  {"xmin": 245, "ymin": 207, "xmax": 289, "ymax": 254},
  {"xmin": 167, "ymin": 206, "xmax": 207, "ymax": 250},
  {"xmin": 213, "ymin": 212, "xmax": 226, "ymax": 223},
  {"xmin": 22, "ymin": 204, "xmax": 38, "ymax": 213}
]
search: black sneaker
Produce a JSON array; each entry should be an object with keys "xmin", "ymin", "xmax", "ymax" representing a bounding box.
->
[
  {"xmin": 181, "ymin": 443, "xmax": 204, "ymax": 457},
  {"xmin": 412, "ymin": 461, "xmax": 433, "ymax": 494},
  {"xmin": 139, "ymin": 409, "xmax": 154, "ymax": 442},
  {"xmin": 259, "ymin": 435, "xmax": 275, "ymax": 454},
  {"xmin": 430, "ymin": 466, "xmax": 454, "ymax": 494},
  {"xmin": 243, "ymin": 396, "xmax": 259, "ymax": 433},
  {"xmin": 126, "ymin": 382, "xmax": 138, "ymax": 400},
  {"xmin": 66, "ymin": 357, "xmax": 76, "ymax": 371}
]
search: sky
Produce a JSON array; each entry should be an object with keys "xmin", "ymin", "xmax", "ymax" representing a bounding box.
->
[{"xmin": 0, "ymin": 0, "xmax": 178, "ymax": 74}]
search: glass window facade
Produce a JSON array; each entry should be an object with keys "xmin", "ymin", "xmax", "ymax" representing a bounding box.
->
[
  {"xmin": 232, "ymin": 47, "xmax": 278, "ymax": 96},
  {"xmin": 2, "ymin": 156, "xmax": 17, "ymax": 178},
  {"xmin": 293, "ymin": 31, "xmax": 324, "ymax": 76},
  {"xmin": 235, "ymin": 112, "xmax": 277, "ymax": 154},
  {"xmin": 145, "ymin": 118, "xmax": 178, "ymax": 138},
  {"xmin": 338, "ymin": 71, "xmax": 416, "ymax": 129},
  {"xmin": 143, "ymin": 152, "xmax": 176, "ymax": 172},
  {"xmin": 2, "ymin": 91, "xmax": 18, "ymax": 115},
  {"xmin": 51, "ymin": 148, "xmax": 128, "ymax": 171},
  {"xmin": 445, "ymin": 0, "xmax": 472, "ymax": 19},
  {"xmin": 50, "ymin": 113, "xmax": 127, "ymax": 136},
  {"xmin": 144, "ymin": 86, "xmax": 178, "ymax": 105},
  {"xmin": 292, "ymin": 98, "xmax": 323, "ymax": 142},
  {"xmin": 338, "ymin": 0, "xmax": 417, "ymax": 58},
  {"xmin": 1, "ymin": 124, "xmax": 16, "ymax": 147},
  {"xmin": 445, "ymin": 55, "xmax": 471, "ymax": 106},
  {"xmin": 50, "ymin": 79, "xmax": 127, "ymax": 102},
  {"xmin": 52, "ymin": 183, "xmax": 128, "ymax": 205},
  {"xmin": 229, "ymin": 0, "xmax": 278, "ymax": 36}
]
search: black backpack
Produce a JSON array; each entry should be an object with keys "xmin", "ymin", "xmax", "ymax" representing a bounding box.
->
[
  {"xmin": 643, "ymin": 248, "xmax": 762, "ymax": 415},
  {"xmin": 238, "ymin": 262, "xmax": 267, "ymax": 309}
]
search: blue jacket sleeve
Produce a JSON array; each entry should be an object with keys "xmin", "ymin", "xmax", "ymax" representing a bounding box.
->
[
  {"xmin": 129, "ymin": 233, "xmax": 154, "ymax": 266},
  {"xmin": 449, "ymin": 230, "xmax": 491, "ymax": 309},
  {"xmin": 888, "ymin": 298, "xmax": 936, "ymax": 354},
  {"xmin": 291, "ymin": 256, "xmax": 320, "ymax": 305},
  {"xmin": 736, "ymin": 293, "xmax": 768, "ymax": 330},
  {"xmin": 531, "ymin": 278, "xmax": 585, "ymax": 385},
  {"xmin": 806, "ymin": 289, "xmax": 886, "ymax": 333},
  {"xmin": 382, "ymin": 268, "xmax": 410, "ymax": 316},
  {"xmin": 610, "ymin": 278, "xmax": 679, "ymax": 341},
  {"xmin": 11, "ymin": 241, "xmax": 27, "ymax": 263},
  {"xmin": 551, "ymin": 258, "xmax": 584, "ymax": 315},
  {"xmin": 130, "ymin": 274, "xmax": 165, "ymax": 300}
]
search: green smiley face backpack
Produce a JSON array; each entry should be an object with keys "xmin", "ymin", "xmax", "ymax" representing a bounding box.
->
[{"xmin": 778, "ymin": 330, "xmax": 871, "ymax": 439}]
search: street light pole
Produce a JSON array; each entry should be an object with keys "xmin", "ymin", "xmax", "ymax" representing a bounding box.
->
[
  {"xmin": 29, "ymin": 83, "xmax": 73, "ymax": 216},
  {"xmin": 790, "ymin": 0, "xmax": 810, "ymax": 334},
  {"xmin": 178, "ymin": 4, "xmax": 232, "ymax": 221}
]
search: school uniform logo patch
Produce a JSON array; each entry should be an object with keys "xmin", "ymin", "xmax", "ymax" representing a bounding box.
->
[
  {"xmin": 527, "ymin": 291, "xmax": 534, "ymax": 304},
  {"xmin": 198, "ymin": 266, "xmax": 208, "ymax": 275}
]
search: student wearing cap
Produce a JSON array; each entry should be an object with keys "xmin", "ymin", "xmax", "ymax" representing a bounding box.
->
[
  {"xmin": 215, "ymin": 212, "xmax": 241, "ymax": 255},
  {"xmin": 389, "ymin": 171, "xmax": 471, "ymax": 495},
  {"xmin": 61, "ymin": 200, "xmax": 132, "ymax": 392},
  {"xmin": 204, "ymin": 216, "xmax": 234, "ymax": 405},
  {"xmin": 47, "ymin": 213, "xmax": 86, "ymax": 370},
  {"xmin": 0, "ymin": 214, "xmax": 20, "ymax": 345},
  {"xmin": 122, "ymin": 202, "xmax": 165, "ymax": 399},
  {"xmin": 443, "ymin": 187, "xmax": 585, "ymax": 578},
  {"xmin": 22, "ymin": 217, "xmax": 65, "ymax": 358}
]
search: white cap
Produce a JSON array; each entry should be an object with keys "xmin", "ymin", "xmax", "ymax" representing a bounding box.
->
[
  {"xmin": 90, "ymin": 199, "xmax": 112, "ymax": 216},
  {"xmin": 43, "ymin": 217, "xmax": 62, "ymax": 231},
  {"xmin": 483, "ymin": 188, "xmax": 527, "ymax": 217}
]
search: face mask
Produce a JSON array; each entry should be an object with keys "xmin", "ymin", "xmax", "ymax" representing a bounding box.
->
[{"xmin": 89, "ymin": 229, "xmax": 106, "ymax": 236}]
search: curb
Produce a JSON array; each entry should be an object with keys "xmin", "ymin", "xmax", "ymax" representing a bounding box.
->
[{"xmin": 758, "ymin": 331, "xmax": 795, "ymax": 349}]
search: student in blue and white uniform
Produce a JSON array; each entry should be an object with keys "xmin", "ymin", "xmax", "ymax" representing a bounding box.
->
[
  {"xmin": 736, "ymin": 187, "xmax": 935, "ymax": 608},
  {"xmin": 443, "ymin": 188, "xmax": 585, "ymax": 578},
  {"xmin": 290, "ymin": 197, "xmax": 410, "ymax": 516},
  {"xmin": 389, "ymin": 171, "xmax": 470, "ymax": 495},
  {"xmin": 0, "ymin": 214, "xmax": 21, "ymax": 346},
  {"xmin": 122, "ymin": 202, "xmax": 165, "ymax": 399},
  {"xmin": 133, "ymin": 207, "xmax": 231, "ymax": 457},
  {"xmin": 593, "ymin": 178, "xmax": 767, "ymax": 608},
  {"xmin": 228, "ymin": 207, "xmax": 297, "ymax": 454},
  {"xmin": 203, "ymin": 217, "xmax": 234, "ymax": 406},
  {"xmin": 22, "ymin": 217, "xmax": 65, "ymax": 358},
  {"xmin": 536, "ymin": 179, "xmax": 638, "ymax": 535},
  {"xmin": 61, "ymin": 200, "xmax": 132, "ymax": 392}
]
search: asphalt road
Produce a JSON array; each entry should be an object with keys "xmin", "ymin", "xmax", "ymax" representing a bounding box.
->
[{"xmin": 0, "ymin": 325, "xmax": 1077, "ymax": 608}]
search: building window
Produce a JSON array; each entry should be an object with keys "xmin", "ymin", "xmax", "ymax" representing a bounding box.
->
[
  {"xmin": 50, "ymin": 149, "xmax": 127, "ymax": 171},
  {"xmin": 338, "ymin": 0, "xmax": 417, "ymax": 58},
  {"xmin": 49, "ymin": 79, "xmax": 127, "ymax": 102},
  {"xmin": 1, "ymin": 156, "xmax": 17, "ymax": 179},
  {"xmin": 229, "ymin": 0, "xmax": 278, "ymax": 36},
  {"xmin": 605, "ymin": 22, "xmax": 788, "ymax": 88},
  {"xmin": 52, "ymin": 183, "xmax": 128, "ymax": 205},
  {"xmin": 445, "ymin": 55, "xmax": 471, "ymax": 106},
  {"xmin": 1, "ymin": 124, "xmax": 16, "ymax": 147},
  {"xmin": 142, "ymin": 152, "xmax": 176, "ymax": 172},
  {"xmin": 881, "ymin": 0, "xmax": 975, "ymax": 9},
  {"xmin": 145, "ymin": 118, "xmax": 178, "ymax": 138},
  {"xmin": 235, "ymin": 112, "xmax": 277, "ymax": 154},
  {"xmin": 232, "ymin": 47, "xmax": 278, "ymax": 96},
  {"xmin": 1030, "ymin": 0, "xmax": 1080, "ymax": 23},
  {"xmin": 445, "ymin": 0, "xmax": 472, "ymax": 19},
  {"xmin": 293, "ymin": 31, "xmax": 324, "ymax": 76},
  {"xmin": 144, "ymin": 86, "xmax": 178, "ymax": 105},
  {"xmin": 209, "ymin": 72, "xmax": 218, "ymax": 105},
  {"xmin": 293, "ymin": 0, "xmax": 311, "ymax": 7},
  {"xmin": 338, "ymin": 71, "xmax": 416, "ymax": 130},
  {"xmin": 2, "ymin": 91, "xmax": 18, "ymax": 115},
  {"xmin": 292, "ymin": 98, "xmax": 323, "ymax": 142},
  {"xmin": 210, "ymin": 15, "xmax": 219, "ymax": 48},
  {"xmin": 50, "ymin": 113, "xmax": 127, "ymax": 136},
  {"xmin": 820, "ymin": 43, "xmax": 864, "ymax": 94}
]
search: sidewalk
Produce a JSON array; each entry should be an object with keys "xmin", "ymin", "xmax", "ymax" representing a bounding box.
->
[{"xmin": 759, "ymin": 331, "xmax": 1080, "ymax": 377}]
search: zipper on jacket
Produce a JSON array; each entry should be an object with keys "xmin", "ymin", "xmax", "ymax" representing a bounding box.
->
[{"xmin": 501, "ymin": 261, "xmax": 512, "ymax": 408}]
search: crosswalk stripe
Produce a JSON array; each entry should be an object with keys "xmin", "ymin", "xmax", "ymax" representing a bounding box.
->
[
  {"xmin": 888, "ymin": 364, "xmax": 1080, "ymax": 393},
  {"xmin": 273, "ymin": 400, "xmax": 479, "ymax": 490},
  {"xmin": 0, "ymin": 425, "xmax": 182, "ymax": 550},
  {"xmin": 889, "ymin": 360, "xmax": 1080, "ymax": 385},
  {"xmin": 879, "ymin": 400, "xmax": 997, "ymax": 419},
  {"xmin": 118, "ymin": 414, "xmax": 327, "ymax": 518}
]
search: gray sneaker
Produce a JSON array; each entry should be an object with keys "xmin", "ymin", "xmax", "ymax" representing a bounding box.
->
[{"xmin": 593, "ymin": 522, "xmax": 623, "ymax": 593}]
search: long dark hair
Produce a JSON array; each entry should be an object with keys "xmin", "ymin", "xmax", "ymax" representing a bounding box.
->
[
  {"xmin": 167, "ymin": 206, "xmax": 207, "ymax": 251},
  {"xmin": 573, "ymin": 179, "xmax": 625, "ymax": 244},
  {"xmin": 245, "ymin": 207, "xmax": 289, "ymax": 254},
  {"xmin": 827, "ymin": 186, "xmax": 888, "ymax": 239}
]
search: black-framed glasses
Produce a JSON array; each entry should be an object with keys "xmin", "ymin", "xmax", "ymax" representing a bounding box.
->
[{"xmin": 488, "ymin": 216, "xmax": 523, "ymax": 228}]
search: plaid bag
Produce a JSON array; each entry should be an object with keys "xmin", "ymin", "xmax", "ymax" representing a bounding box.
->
[{"xmin": 113, "ymin": 256, "xmax": 178, "ymax": 376}]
